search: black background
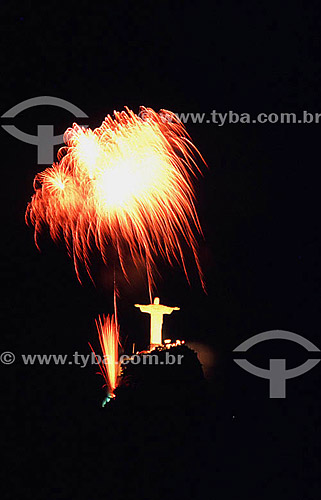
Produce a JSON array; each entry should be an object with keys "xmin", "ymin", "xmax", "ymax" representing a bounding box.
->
[{"xmin": 1, "ymin": 2, "xmax": 321, "ymax": 499}]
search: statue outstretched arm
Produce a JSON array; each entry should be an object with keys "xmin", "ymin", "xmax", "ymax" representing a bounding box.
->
[
  {"xmin": 135, "ymin": 304, "xmax": 151, "ymax": 313},
  {"xmin": 163, "ymin": 306, "xmax": 180, "ymax": 314}
]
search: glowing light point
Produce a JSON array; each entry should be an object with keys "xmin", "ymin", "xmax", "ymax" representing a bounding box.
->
[
  {"xmin": 135, "ymin": 297, "xmax": 180, "ymax": 348},
  {"xmin": 102, "ymin": 393, "xmax": 115, "ymax": 407},
  {"xmin": 102, "ymin": 396, "xmax": 110, "ymax": 407}
]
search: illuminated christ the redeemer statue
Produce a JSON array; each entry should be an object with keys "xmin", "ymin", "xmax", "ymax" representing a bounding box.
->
[{"xmin": 135, "ymin": 297, "xmax": 180, "ymax": 348}]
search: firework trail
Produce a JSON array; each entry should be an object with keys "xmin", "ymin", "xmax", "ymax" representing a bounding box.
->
[
  {"xmin": 89, "ymin": 314, "xmax": 120, "ymax": 403},
  {"xmin": 26, "ymin": 107, "xmax": 206, "ymax": 291}
]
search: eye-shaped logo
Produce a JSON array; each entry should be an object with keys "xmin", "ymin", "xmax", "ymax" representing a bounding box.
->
[
  {"xmin": 1, "ymin": 96, "xmax": 88, "ymax": 164},
  {"xmin": 233, "ymin": 330, "xmax": 320, "ymax": 398}
]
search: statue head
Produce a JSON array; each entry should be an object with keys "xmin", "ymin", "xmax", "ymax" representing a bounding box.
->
[{"xmin": 154, "ymin": 297, "xmax": 160, "ymax": 305}]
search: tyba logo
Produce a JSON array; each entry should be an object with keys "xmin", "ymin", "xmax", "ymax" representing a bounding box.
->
[
  {"xmin": 233, "ymin": 330, "xmax": 320, "ymax": 398},
  {"xmin": 1, "ymin": 96, "xmax": 88, "ymax": 164}
]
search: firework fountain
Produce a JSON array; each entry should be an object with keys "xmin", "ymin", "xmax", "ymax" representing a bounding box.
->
[{"xmin": 88, "ymin": 314, "xmax": 120, "ymax": 406}]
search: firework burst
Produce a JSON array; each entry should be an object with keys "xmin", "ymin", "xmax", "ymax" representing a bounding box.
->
[{"xmin": 26, "ymin": 107, "xmax": 206, "ymax": 290}]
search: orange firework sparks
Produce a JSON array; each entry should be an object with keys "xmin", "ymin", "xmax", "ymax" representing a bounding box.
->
[
  {"xmin": 89, "ymin": 314, "xmax": 120, "ymax": 402},
  {"xmin": 26, "ymin": 107, "xmax": 206, "ymax": 290}
]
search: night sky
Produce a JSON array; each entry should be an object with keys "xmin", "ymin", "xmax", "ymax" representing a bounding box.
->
[{"xmin": 2, "ymin": 2, "xmax": 321, "ymax": 499}]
